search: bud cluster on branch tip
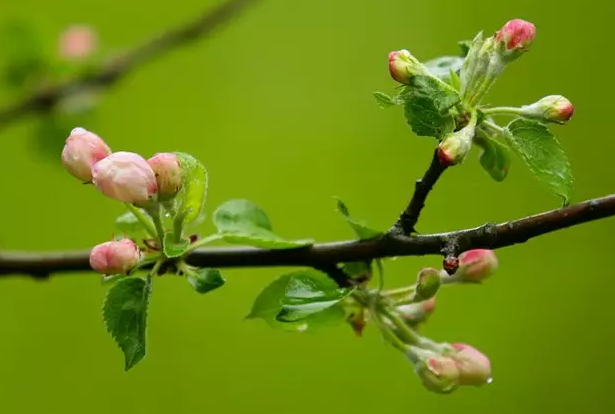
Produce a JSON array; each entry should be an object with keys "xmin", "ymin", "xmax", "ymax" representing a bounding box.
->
[
  {"xmin": 437, "ymin": 112, "xmax": 477, "ymax": 166},
  {"xmin": 58, "ymin": 25, "xmax": 97, "ymax": 60},
  {"xmin": 89, "ymin": 238, "xmax": 141, "ymax": 275},
  {"xmin": 388, "ymin": 50, "xmax": 428, "ymax": 84},
  {"xmin": 520, "ymin": 95, "xmax": 574, "ymax": 124},
  {"xmin": 415, "ymin": 267, "xmax": 441, "ymax": 300},
  {"xmin": 456, "ymin": 249, "xmax": 498, "ymax": 283},
  {"xmin": 61, "ymin": 127, "xmax": 112, "ymax": 182},
  {"xmin": 449, "ymin": 343, "xmax": 492, "ymax": 386},
  {"xmin": 92, "ymin": 152, "xmax": 158, "ymax": 205},
  {"xmin": 147, "ymin": 153, "xmax": 182, "ymax": 201}
]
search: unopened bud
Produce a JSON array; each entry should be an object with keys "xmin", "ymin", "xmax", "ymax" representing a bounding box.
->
[
  {"xmin": 415, "ymin": 268, "xmax": 441, "ymax": 300},
  {"xmin": 61, "ymin": 127, "xmax": 112, "ymax": 182},
  {"xmin": 147, "ymin": 153, "xmax": 182, "ymax": 201},
  {"xmin": 89, "ymin": 238, "xmax": 141, "ymax": 275},
  {"xmin": 450, "ymin": 343, "xmax": 492, "ymax": 386},
  {"xmin": 457, "ymin": 249, "xmax": 498, "ymax": 283},
  {"xmin": 397, "ymin": 297, "xmax": 436, "ymax": 327},
  {"xmin": 437, "ymin": 112, "xmax": 477, "ymax": 166},
  {"xmin": 412, "ymin": 349, "xmax": 460, "ymax": 394},
  {"xmin": 92, "ymin": 151, "xmax": 158, "ymax": 204},
  {"xmin": 495, "ymin": 19, "xmax": 536, "ymax": 60},
  {"xmin": 388, "ymin": 50, "xmax": 428, "ymax": 84},
  {"xmin": 521, "ymin": 95, "xmax": 574, "ymax": 124},
  {"xmin": 58, "ymin": 25, "xmax": 97, "ymax": 60}
]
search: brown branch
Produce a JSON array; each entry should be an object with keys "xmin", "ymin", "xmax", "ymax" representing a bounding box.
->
[
  {"xmin": 389, "ymin": 149, "xmax": 447, "ymax": 235},
  {"xmin": 2, "ymin": 194, "xmax": 614, "ymax": 278},
  {"xmin": 0, "ymin": 0, "xmax": 260, "ymax": 128}
]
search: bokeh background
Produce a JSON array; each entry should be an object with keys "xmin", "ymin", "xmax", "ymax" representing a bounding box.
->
[{"xmin": 1, "ymin": 0, "xmax": 613, "ymax": 413}]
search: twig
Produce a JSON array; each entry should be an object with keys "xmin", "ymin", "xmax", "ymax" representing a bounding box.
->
[
  {"xmin": 2, "ymin": 194, "xmax": 613, "ymax": 278},
  {"xmin": 389, "ymin": 149, "xmax": 447, "ymax": 235},
  {"xmin": 0, "ymin": 0, "xmax": 260, "ymax": 128}
]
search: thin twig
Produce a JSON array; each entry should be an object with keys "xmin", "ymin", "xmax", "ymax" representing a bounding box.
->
[
  {"xmin": 389, "ymin": 149, "xmax": 447, "ymax": 235},
  {"xmin": 0, "ymin": 0, "xmax": 260, "ymax": 129},
  {"xmin": 2, "ymin": 194, "xmax": 613, "ymax": 278}
]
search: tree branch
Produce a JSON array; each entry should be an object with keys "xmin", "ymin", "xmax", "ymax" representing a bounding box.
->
[
  {"xmin": 0, "ymin": 0, "xmax": 260, "ymax": 129},
  {"xmin": 2, "ymin": 194, "xmax": 613, "ymax": 278},
  {"xmin": 389, "ymin": 149, "xmax": 447, "ymax": 235}
]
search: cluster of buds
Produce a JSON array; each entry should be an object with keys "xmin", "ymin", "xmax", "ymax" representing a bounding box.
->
[{"xmin": 61, "ymin": 127, "xmax": 185, "ymax": 275}]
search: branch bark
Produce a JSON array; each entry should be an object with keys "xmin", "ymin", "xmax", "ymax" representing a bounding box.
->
[
  {"xmin": 390, "ymin": 149, "xmax": 447, "ymax": 235},
  {"xmin": 0, "ymin": 0, "xmax": 260, "ymax": 128},
  {"xmin": 2, "ymin": 194, "xmax": 613, "ymax": 278}
]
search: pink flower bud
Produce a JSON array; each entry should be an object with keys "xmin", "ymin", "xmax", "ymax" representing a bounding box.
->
[
  {"xmin": 495, "ymin": 19, "xmax": 536, "ymax": 51},
  {"xmin": 89, "ymin": 238, "xmax": 141, "ymax": 275},
  {"xmin": 92, "ymin": 152, "xmax": 158, "ymax": 204},
  {"xmin": 147, "ymin": 153, "xmax": 182, "ymax": 200},
  {"xmin": 388, "ymin": 50, "xmax": 427, "ymax": 84},
  {"xmin": 521, "ymin": 95, "xmax": 574, "ymax": 124},
  {"xmin": 61, "ymin": 127, "xmax": 112, "ymax": 182},
  {"xmin": 457, "ymin": 249, "xmax": 498, "ymax": 283},
  {"xmin": 415, "ymin": 354, "xmax": 460, "ymax": 394},
  {"xmin": 450, "ymin": 343, "xmax": 492, "ymax": 386},
  {"xmin": 397, "ymin": 297, "xmax": 436, "ymax": 326},
  {"xmin": 58, "ymin": 25, "xmax": 97, "ymax": 60},
  {"xmin": 437, "ymin": 113, "xmax": 477, "ymax": 166}
]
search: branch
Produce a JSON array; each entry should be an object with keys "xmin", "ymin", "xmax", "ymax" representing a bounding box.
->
[
  {"xmin": 389, "ymin": 149, "xmax": 447, "ymax": 235},
  {"xmin": 2, "ymin": 194, "xmax": 613, "ymax": 278},
  {"xmin": 0, "ymin": 0, "xmax": 260, "ymax": 128}
]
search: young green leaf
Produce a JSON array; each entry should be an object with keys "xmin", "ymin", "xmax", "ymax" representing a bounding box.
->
[
  {"xmin": 187, "ymin": 269, "xmax": 225, "ymax": 294},
  {"xmin": 213, "ymin": 199, "xmax": 313, "ymax": 249},
  {"xmin": 173, "ymin": 152, "xmax": 208, "ymax": 227},
  {"xmin": 276, "ymin": 269, "xmax": 354, "ymax": 322},
  {"xmin": 103, "ymin": 277, "xmax": 151, "ymax": 371},
  {"xmin": 403, "ymin": 75, "xmax": 460, "ymax": 138},
  {"xmin": 335, "ymin": 198, "xmax": 382, "ymax": 240},
  {"xmin": 115, "ymin": 211, "xmax": 147, "ymax": 237},
  {"xmin": 162, "ymin": 233, "xmax": 189, "ymax": 258},
  {"xmin": 476, "ymin": 133, "xmax": 511, "ymax": 182},
  {"xmin": 373, "ymin": 92, "xmax": 396, "ymax": 109},
  {"xmin": 504, "ymin": 119, "xmax": 573, "ymax": 204},
  {"xmin": 423, "ymin": 56, "xmax": 464, "ymax": 83},
  {"xmin": 247, "ymin": 273, "xmax": 345, "ymax": 332}
]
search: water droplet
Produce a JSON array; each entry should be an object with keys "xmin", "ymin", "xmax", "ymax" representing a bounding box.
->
[
  {"xmin": 164, "ymin": 212, "xmax": 171, "ymax": 218},
  {"xmin": 486, "ymin": 377, "xmax": 493, "ymax": 384}
]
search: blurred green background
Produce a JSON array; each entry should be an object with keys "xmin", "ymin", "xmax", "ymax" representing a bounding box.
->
[{"xmin": 1, "ymin": 0, "xmax": 613, "ymax": 412}]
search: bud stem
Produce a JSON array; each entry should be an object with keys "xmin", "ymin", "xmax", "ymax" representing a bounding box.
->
[
  {"xmin": 146, "ymin": 204, "xmax": 166, "ymax": 246},
  {"xmin": 125, "ymin": 203, "xmax": 157, "ymax": 239},
  {"xmin": 482, "ymin": 120, "xmax": 505, "ymax": 134},
  {"xmin": 482, "ymin": 106, "xmax": 524, "ymax": 117},
  {"xmin": 379, "ymin": 305, "xmax": 443, "ymax": 352}
]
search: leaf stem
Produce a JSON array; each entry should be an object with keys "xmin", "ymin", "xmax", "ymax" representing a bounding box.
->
[
  {"xmin": 482, "ymin": 120, "xmax": 505, "ymax": 134},
  {"xmin": 125, "ymin": 203, "xmax": 157, "ymax": 239},
  {"xmin": 184, "ymin": 234, "xmax": 223, "ymax": 254},
  {"xmin": 482, "ymin": 106, "xmax": 523, "ymax": 117}
]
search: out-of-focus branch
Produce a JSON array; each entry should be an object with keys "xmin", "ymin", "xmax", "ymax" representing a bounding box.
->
[
  {"xmin": 1, "ymin": 194, "xmax": 613, "ymax": 279},
  {"xmin": 0, "ymin": 0, "xmax": 260, "ymax": 128}
]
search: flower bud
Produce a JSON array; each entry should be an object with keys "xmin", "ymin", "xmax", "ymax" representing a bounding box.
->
[
  {"xmin": 437, "ymin": 112, "xmax": 478, "ymax": 166},
  {"xmin": 388, "ymin": 50, "xmax": 428, "ymax": 84},
  {"xmin": 450, "ymin": 343, "xmax": 492, "ymax": 386},
  {"xmin": 147, "ymin": 153, "xmax": 182, "ymax": 201},
  {"xmin": 415, "ymin": 267, "xmax": 441, "ymax": 301},
  {"xmin": 92, "ymin": 151, "xmax": 158, "ymax": 204},
  {"xmin": 413, "ymin": 351, "xmax": 460, "ymax": 394},
  {"xmin": 58, "ymin": 25, "xmax": 97, "ymax": 60},
  {"xmin": 495, "ymin": 19, "xmax": 536, "ymax": 59},
  {"xmin": 520, "ymin": 95, "xmax": 574, "ymax": 124},
  {"xmin": 397, "ymin": 297, "xmax": 436, "ymax": 327},
  {"xmin": 61, "ymin": 127, "xmax": 112, "ymax": 182},
  {"xmin": 89, "ymin": 238, "xmax": 141, "ymax": 275},
  {"xmin": 456, "ymin": 249, "xmax": 498, "ymax": 283}
]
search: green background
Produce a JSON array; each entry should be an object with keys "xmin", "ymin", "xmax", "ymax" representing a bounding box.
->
[{"xmin": 1, "ymin": 0, "xmax": 613, "ymax": 413}]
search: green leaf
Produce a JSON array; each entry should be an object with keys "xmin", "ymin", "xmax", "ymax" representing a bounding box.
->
[
  {"xmin": 213, "ymin": 199, "xmax": 313, "ymax": 249},
  {"xmin": 247, "ymin": 272, "xmax": 346, "ymax": 332},
  {"xmin": 115, "ymin": 211, "xmax": 147, "ymax": 237},
  {"xmin": 101, "ymin": 274, "xmax": 128, "ymax": 285},
  {"xmin": 504, "ymin": 119, "xmax": 573, "ymax": 203},
  {"xmin": 103, "ymin": 277, "xmax": 151, "ymax": 371},
  {"xmin": 173, "ymin": 152, "xmax": 208, "ymax": 226},
  {"xmin": 276, "ymin": 269, "xmax": 353, "ymax": 322},
  {"xmin": 458, "ymin": 40, "xmax": 472, "ymax": 57},
  {"xmin": 403, "ymin": 75, "xmax": 460, "ymax": 138},
  {"xmin": 162, "ymin": 233, "xmax": 189, "ymax": 258},
  {"xmin": 373, "ymin": 91, "xmax": 396, "ymax": 109},
  {"xmin": 341, "ymin": 261, "xmax": 371, "ymax": 279},
  {"xmin": 423, "ymin": 56, "xmax": 464, "ymax": 82},
  {"xmin": 335, "ymin": 198, "xmax": 382, "ymax": 240},
  {"xmin": 477, "ymin": 134, "xmax": 511, "ymax": 182},
  {"xmin": 187, "ymin": 269, "xmax": 225, "ymax": 294}
]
